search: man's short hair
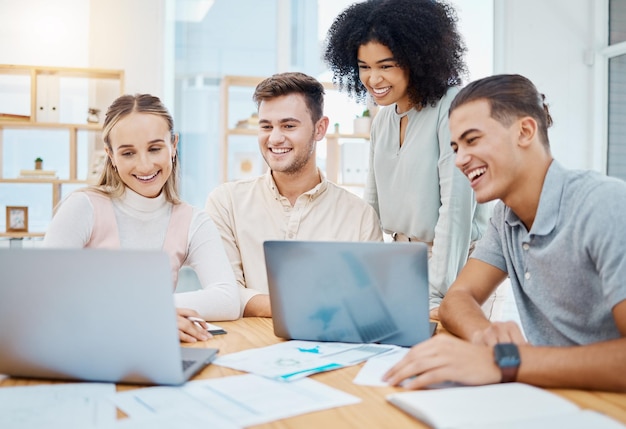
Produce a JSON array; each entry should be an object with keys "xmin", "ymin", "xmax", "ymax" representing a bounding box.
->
[
  {"xmin": 253, "ymin": 72, "xmax": 325, "ymax": 123},
  {"xmin": 450, "ymin": 74, "xmax": 553, "ymax": 148}
]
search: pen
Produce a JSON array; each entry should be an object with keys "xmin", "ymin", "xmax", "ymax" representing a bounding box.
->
[
  {"xmin": 186, "ymin": 317, "xmax": 228, "ymax": 335},
  {"xmin": 186, "ymin": 316, "xmax": 207, "ymax": 329}
]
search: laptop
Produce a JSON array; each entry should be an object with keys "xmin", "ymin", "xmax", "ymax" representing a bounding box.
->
[
  {"xmin": 264, "ymin": 241, "xmax": 436, "ymax": 347},
  {"xmin": 0, "ymin": 248, "xmax": 218, "ymax": 385}
]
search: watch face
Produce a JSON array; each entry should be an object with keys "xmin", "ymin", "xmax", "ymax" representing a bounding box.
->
[{"xmin": 495, "ymin": 343, "xmax": 521, "ymax": 368}]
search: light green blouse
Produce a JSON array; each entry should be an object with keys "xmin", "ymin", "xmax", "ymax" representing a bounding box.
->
[{"xmin": 364, "ymin": 87, "xmax": 491, "ymax": 308}]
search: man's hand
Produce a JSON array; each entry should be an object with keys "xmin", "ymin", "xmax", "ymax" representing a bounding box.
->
[
  {"xmin": 176, "ymin": 308, "xmax": 212, "ymax": 343},
  {"xmin": 383, "ymin": 335, "xmax": 501, "ymax": 389},
  {"xmin": 470, "ymin": 321, "xmax": 527, "ymax": 346}
]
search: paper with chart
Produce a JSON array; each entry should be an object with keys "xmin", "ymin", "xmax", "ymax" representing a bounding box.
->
[
  {"xmin": 0, "ymin": 382, "xmax": 116, "ymax": 429},
  {"xmin": 213, "ymin": 340, "xmax": 397, "ymax": 381},
  {"xmin": 111, "ymin": 373, "xmax": 360, "ymax": 428}
]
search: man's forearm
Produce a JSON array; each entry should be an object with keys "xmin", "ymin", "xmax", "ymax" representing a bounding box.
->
[
  {"xmin": 440, "ymin": 288, "xmax": 492, "ymax": 339},
  {"xmin": 518, "ymin": 338, "xmax": 626, "ymax": 392}
]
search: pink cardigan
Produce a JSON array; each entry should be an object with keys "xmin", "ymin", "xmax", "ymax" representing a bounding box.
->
[{"xmin": 84, "ymin": 191, "xmax": 193, "ymax": 287}]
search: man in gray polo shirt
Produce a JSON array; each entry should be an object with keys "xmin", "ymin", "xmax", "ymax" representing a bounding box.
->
[{"xmin": 384, "ymin": 74, "xmax": 626, "ymax": 392}]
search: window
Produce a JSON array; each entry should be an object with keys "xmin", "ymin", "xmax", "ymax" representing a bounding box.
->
[
  {"xmin": 607, "ymin": 0, "xmax": 626, "ymax": 180},
  {"xmin": 170, "ymin": 0, "xmax": 494, "ymax": 206}
]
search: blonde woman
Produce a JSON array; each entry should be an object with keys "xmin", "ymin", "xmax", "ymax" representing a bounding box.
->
[{"xmin": 44, "ymin": 94, "xmax": 239, "ymax": 342}]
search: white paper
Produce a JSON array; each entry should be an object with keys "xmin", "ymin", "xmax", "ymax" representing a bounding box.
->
[
  {"xmin": 0, "ymin": 382, "xmax": 116, "ymax": 429},
  {"xmin": 387, "ymin": 383, "xmax": 583, "ymax": 428},
  {"xmin": 353, "ymin": 347, "xmax": 408, "ymax": 386},
  {"xmin": 214, "ymin": 340, "xmax": 395, "ymax": 381},
  {"xmin": 112, "ymin": 374, "xmax": 360, "ymax": 427},
  {"xmin": 102, "ymin": 411, "xmax": 239, "ymax": 429},
  {"xmin": 468, "ymin": 409, "xmax": 626, "ymax": 429}
]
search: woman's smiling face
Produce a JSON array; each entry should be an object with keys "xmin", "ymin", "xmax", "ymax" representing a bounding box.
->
[
  {"xmin": 357, "ymin": 41, "xmax": 411, "ymax": 112},
  {"xmin": 106, "ymin": 112, "xmax": 177, "ymax": 198}
]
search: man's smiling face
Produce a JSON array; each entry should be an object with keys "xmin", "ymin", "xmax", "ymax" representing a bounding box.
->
[{"xmin": 449, "ymin": 99, "xmax": 523, "ymax": 204}]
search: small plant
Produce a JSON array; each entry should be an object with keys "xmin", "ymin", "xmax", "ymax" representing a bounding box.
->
[
  {"xmin": 35, "ymin": 157, "xmax": 43, "ymax": 163},
  {"xmin": 34, "ymin": 157, "xmax": 43, "ymax": 170},
  {"xmin": 361, "ymin": 109, "xmax": 370, "ymax": 117}
]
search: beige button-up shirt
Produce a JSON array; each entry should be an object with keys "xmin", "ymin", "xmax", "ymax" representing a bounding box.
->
[{"xmin": 206, "ymin": 169, "xmax": 383, "ymax": 316}]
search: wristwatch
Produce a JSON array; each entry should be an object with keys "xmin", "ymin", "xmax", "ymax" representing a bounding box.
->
[{"xmin": 493, "ymin": 343, "xmax": 520, "ymax": 383}]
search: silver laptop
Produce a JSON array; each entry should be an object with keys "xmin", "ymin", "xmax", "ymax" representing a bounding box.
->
[
  {"xmin": 264, "ymin": 241, "xmax": 435, "ymax": 347},
  {"xmin": 0, "ymin": 248, "xmax": 218, "ymax": 385}
]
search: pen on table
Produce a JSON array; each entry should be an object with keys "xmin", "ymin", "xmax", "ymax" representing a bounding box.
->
[{"xmin": 186, "ymin": 316, "xmax": 207, "ymax": 329}]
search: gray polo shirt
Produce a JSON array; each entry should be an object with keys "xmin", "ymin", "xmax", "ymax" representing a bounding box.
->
[{"xmin": 472, "ymin": 161, "xmax": 626, "ymax": 346}]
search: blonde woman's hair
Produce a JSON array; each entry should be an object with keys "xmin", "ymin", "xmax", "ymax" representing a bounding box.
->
[{"xmin": 90, "ymin": 93, "xmax": 181, "ymax": 203}]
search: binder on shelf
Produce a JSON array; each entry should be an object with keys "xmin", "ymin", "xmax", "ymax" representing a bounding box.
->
[
  {"xmin": 340, "ymin": 140, "xmax": 369, "ymax": 185},
  {"xmin": 36, "ymin": 74, "xmax": 60, "ymax": 123}
]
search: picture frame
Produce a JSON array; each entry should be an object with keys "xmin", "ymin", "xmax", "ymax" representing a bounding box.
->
[
  {"xmin": 232, "ymin": 151, "xmax": 263, "ymax": 181},
  {"xmin": 6, "ymin": 206, "xmax": 29, "ymax": 233}
]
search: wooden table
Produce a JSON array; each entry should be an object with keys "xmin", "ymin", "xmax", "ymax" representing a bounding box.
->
[{"xmin": 2, "ymin": 318, "xmax": 626, "ymax": 428}]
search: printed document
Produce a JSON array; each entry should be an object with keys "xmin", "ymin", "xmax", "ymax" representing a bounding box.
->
[
  {"xmin": 112, "ymin": 373, "xmax": 360, "ymax": 427},
  {"xmin": 0, "ymin": 382, "xmax": 116, "ymax": 428},
  {"xmin": 214, "ymin": 340, "xmax": 396, "ymax": 381}
]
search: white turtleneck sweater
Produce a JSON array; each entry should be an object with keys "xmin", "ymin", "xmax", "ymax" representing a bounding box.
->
[{"xmin": 43, "ymin": 188, "xmax": 239, "ymax": 321}]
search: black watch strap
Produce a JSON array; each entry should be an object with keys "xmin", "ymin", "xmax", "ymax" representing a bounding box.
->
[{"xmin": 500, "ymin": 363, "xmax": 519, "ymax": 383}]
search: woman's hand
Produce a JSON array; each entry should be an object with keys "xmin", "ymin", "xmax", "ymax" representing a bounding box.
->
[
  {"xmin": 176, "ymin": 308, "xmax": 212, "ymax": 343},
  {"xmin": 429, "ymin": 307, "xmax": 440, "ymax": 321}
]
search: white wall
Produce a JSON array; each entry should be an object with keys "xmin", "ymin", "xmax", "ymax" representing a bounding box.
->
[
  {"xmin": 0, "ymin": 0, "xmax": 90, "ymax": 67},
  {"xmin": 453, "ymin": 0, "xmax": 494, "ymax": 82},
  {"xmin": 495, "ymin": 0, "xmax": 599, "ymax": 171},
  {"xmin": 0, "ymin": 0, "xmax": 165, "ymax": 97},
  {"xmin": 88, "ymin": 0, "xmax": 166, "ymax": 97}
]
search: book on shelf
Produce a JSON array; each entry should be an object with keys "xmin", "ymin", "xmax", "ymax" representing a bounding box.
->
[
  {"xmin": 0, "ymin": 113, "xmax": 31, "ymax": 122},
  {"xmin": 386, "ymin": 383, "xmax": 625, "ymax": 429},
  {"xmin": 19, "ymin": 169, "xmax": 58, "ymax": 179},
  {"xmin": 234, "ymin": 113, "xmax": 259, "ymax": 129}
]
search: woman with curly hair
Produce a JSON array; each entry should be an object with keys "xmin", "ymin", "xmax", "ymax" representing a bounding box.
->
[{"xmin": 324, "ymin": 0, "xmax": 494, "ymax": 319}]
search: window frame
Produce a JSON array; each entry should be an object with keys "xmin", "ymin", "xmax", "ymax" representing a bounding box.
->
[{"xmin": 593, "ymin": 0, "xmax": 626, "ymax": 175}]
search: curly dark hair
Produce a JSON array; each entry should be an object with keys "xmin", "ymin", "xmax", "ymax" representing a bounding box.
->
[{"xmin": 323, "ymin": 0, "xmax": 467, "ymax": 108}]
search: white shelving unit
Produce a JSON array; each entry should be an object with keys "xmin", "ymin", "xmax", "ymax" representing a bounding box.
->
[{"xmin": 0, "ymin": 64, "xmax": 124, "ymax": 233}]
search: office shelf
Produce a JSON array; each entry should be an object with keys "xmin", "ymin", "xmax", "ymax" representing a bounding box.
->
[{"xmin": 0, "ymin": 64, "xmax": 124, "ymax": 214}]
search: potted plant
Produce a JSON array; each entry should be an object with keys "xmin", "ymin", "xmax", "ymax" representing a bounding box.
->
[
  {"xmin": 353, "ymin": 109, "xmax": 372, "ymax": 134},
  {"xmin": 34, "ymin": 157, "xmax": 43, "ymax": 170}
]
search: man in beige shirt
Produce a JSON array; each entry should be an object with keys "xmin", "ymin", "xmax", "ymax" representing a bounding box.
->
[{"xmin": 206, "ymin": 72, "xmax": 383, "ymax": 317}]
